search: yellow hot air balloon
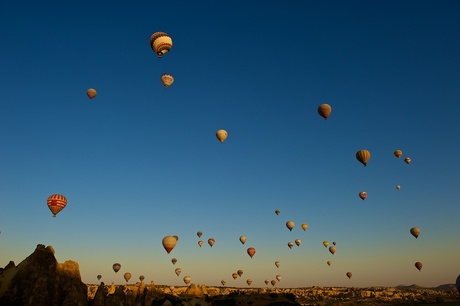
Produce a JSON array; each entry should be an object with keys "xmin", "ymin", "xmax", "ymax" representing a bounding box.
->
[
  {"xmin": 160, "ymin": 73, "xmax": 174, "ymax": 88},
  {"xmin": 286, "ymin": 221, "xmax": 294, "ymax": 231},
  {"xmin": 346, "ymin": 272, "xmax": 352, "ymax": 279},
  {"xmin": 275, "ymin": 261, "xmax": 280, "ymax": 268},
  {"xmin": 329, "ymin": 246, "xmax": 336, "ymax": 255},
  {"xmin": 183, "ymin": 276, "xmax": 191, "ymax": 285},
  {"xmin": 415, "ymin": 262, "xmax": 423, "ymax": 271},
  {"xmin": 87, "ymin": 88, "xmax": 97, "ymax": 99},
  {"xmin": 246, "ymin": 279, "xmax": 252, "ymax": 286},
  {"xmin": 356, "ymin": 149, "xmax": 371, "ymax": 166},
  {"xmin": 198, "ymin": 240, "xmax": 203, "ymax": 247},
  {"xmin": 359, "ymin": 191, "xmax": 367, "ymax": 201},
  {"xmin": 239, "ymin": 236, "xmax": 247, "ymax": 244},
  {"xmin": 404, "ymin": 157, "xmax": 411, "ymax": 164},
  {"xmin": 410, "ymin": 227, "xmax": 421, "ymax": 239},
  {"xmin": 208, "ymin": 238, "xmax": 215, "ymax": 247},
  {"xmin": 162, "ymin": 235, "xmax": 178, "ymax": 254},
  {"xmin": 394, "ymin": 150, "xmax": 402, "ymax": 158},
  {"xmin": 301, "ymin": 223, "xmax": 308, "ymax": 231},
  {"xmin": 323, "ymin": 241, "xmax": 329, "ymax": 248},
  {"xmin": 216, "ymin": 129, "xmax": 228, "ymax": 143},
  {"xmin": 287, "ymin": 242, "xmax": 294, "ymax": 249},
  {"xmin": 124, "ymin": 272, "xmax": 132, "ymax": 283},
  {"xmin": 150, "ymin": 32, "xmax": 172, "ymax": 58},
  {"xmin": 295, "ymin": 239, "xmax": 301, "ymax": 246},
  {"xmin": 317, "ymin": 104, "xmax": 332, "ymax": 120},
  {"xmin": 47, "ymin": 194, "xmax": 67, "ymax": 217}
]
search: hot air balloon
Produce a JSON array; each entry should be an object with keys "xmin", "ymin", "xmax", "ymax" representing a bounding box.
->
[
  {"xmin": 276, "ymin": 275, "xmax": 282, "ymax": 282},
  {"xmin": 124, "ymin": 272, "xmax": 132, "ymax": 283},
  {"xmin": 139, "ymin": 275, "xmax": 145, "ymax": 282},
  {"xmin": 404, "ymin": 157, "xmax": 411, "ymax": 164},
  {"xmin": 323, "ymin": 241, "xmax": 329, "ymax": 248},
  {"xmin": 317, "ymin": 103, "xmax": 332, "ymax": 120},
  {"xmin": 275, "ymin": 210, "xmax": 280, "ymax": 215},
  {"xmin": 175, "ymin": 268, "xmax": 181, "ymax": 276},
  {"xmin": 47, "ymin": 194, "xmax": 67, "ymax": 217},
  {"xmin": 171, "ymin": 258, "xmax": 177, "ymax": 265},
  {"xmin": 97, "ymin": 275, "xmax": 102, "ymax": 281},
  {"xmin": 183, "ymin": 276, "xmax": 191, "ymax": 285},
  {"xmin": 197, "ymin": 231, "xmax": 202, "ymax": 238},
  {"xmin": 359, "ymin": 191, "xmax": 367, "ymax": 201},
  {"xmin": 301, "ymin": 223, "xmax": 308, "ymax": 231},
  {"xmin": 329, "ymin": 246, "xmax": 336, "ymax": 255},
  {"xmin": 410, "ymin": 227, "xmax": 421, "ymax": 239},
  {"xmin": 221, "ymin": 280, "xmax": 226, "ymax": 286},
  {"xmin": 150, "ymin": 32, "xmax": 172, "ymax": 58},
  {"xmin": 160, "ymin": 73, "xmax": 174, "ymax": 88},
  {"xmin": 246, "ymin": 279, "xmax": 252, "ymax": 286},
  {"xmin": 396, "ymin": 185, "xmax": 401, "ymax": 190},
  {"xmin": 346, "ymin": 272, "xmax": 352, "ymax": 279},
  {"xmin": 275, "ymin": 261, "xmax": 280, "ymax": 268},
  {"xmin": 232, "ymin": 273, "xmax": 238, "ymax": 280},
  {"xmin": 394, "ymin": 150, "xmax": 402, "ymax": 158},
  {"xmin": 216, "ymin": 129, "xmax": 228, "ymax": 143},
  {"xmin": 286, "ymin": 221, "xmax": 294, "ymax": 231},
  {"xmin": 87, "ymin": 88, "xmax": 97, "ymax": 99},
  {"xmin": 264, "ymin": 280, "xmax": 270, "ymax": 285},
  {"xmin": 333, "ymin": 241, "xmax": 336, "ymax": 246},
  {"xmin": 208, "ymin": 238, "xmax": 215, "ymax": 247},
  {"xmin": 415, "ymin": 262, "xmax": 423, "ymax": 271},
  {"xmin": 327, "ymin": 261, "xmax": 331, "ymax": 266},
  {"xmin": 237, "ymin": 270, "xmax": 243, "ymax": 277},
  {"xmin": 295, "ymin": 239, "xmax": 301, "ymax": 246},
  {"xmin": 247, "ymin": 247, "xmax": 256, "ymax": 258},
  {"xmin": 239, "ymin": 236, "xmax": 247, "ymax": 244},
  {"xmin": 288, "ymin": 242, "xmax": 294, "ymax": 249},
  {"xmin": 198, "ymin": 240, "xmax": 203, "ymax": 247},
  {"xmin": 356, "ymin": 149, "xmax": 371, "ymax": 166},
  {"xmin": 162, "ymin": 236, "xmax": 178, "ymax": 254},
  {"xmin": 271, "ymin": 280, "xmax": 276, "ymax": 286},
  {"xmin": 112, "ymin": 263, "xmax": 121, "ymax": 273}
]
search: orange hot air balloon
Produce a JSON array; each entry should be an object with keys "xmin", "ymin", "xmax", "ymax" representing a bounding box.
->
[
  {"xmin": 150, "ymin": 32, "xmax": 172, "ymax": 58},
  {"xmin": 208, "ymin": 238, "xmax": 215, "ymax": 247},
  {"xmin": 317, "ymin": 103, "xmax": 332, "ymax": 120},
  {"xmin": 47, "ymin": 194, "xmax": 67, "ymax": 217},
  {"xmin": 112, "ymin": 263, "xmax": 121, "ymax": 273},
  {"xmin": 356, "ymin": 149, "xmax": 371, "ymax": 166},
  {"xmin": 275, "ymin": 261, "xmax": 281, "ymax": 268},
  {"xmin": 415, "ymin": 262, "xmax": 423, "ymax": 271},
  {"xmin": 239, "ymin": 236, "xmax": 247, "ymax": 244},
  {"xmin": 198, "ymin": 240, "xmax": 203, "ymax": 247},
  {"xmin": 87, "ymin": 88, "xmax": 97, "ymax": 99},
  {"xmin": 197, "ymin": 231, "xmax": 202, "ymax": 238},
  {"xmin": 237, "ymin": 270, "xmax": 243, "ymax": 277},
  {"xmin": 160, "ymin": 73, "xmax": 174, "ymax": 88},
  {"xmin": 346, "ymin": 272, "xmax": 352, "ymax": 279},
  {"xmin": 124, "ymin": 272, "xmax": 132, "ymax": 283},
  {"xmin": 286, "ymin": 221, "xmax": 294, "ymax": 231},
  {"xmin": 232, "ymin": 273, "xmax": 238, "ymax": 280},
  {"xmin": 171, "ymin": 258, "xmax": 177, "ymax": 265},
  {"xmin": 271, "ymin": 280, "xmax": 276, "ymax": 286},
  {"xmin": 405, "ymin": 157, "xmax": 411, "ymax": 164},
  {"xmin": 301, "ymin": 223, "xmax": 308, "ymax": 231},
  {"xmin": 394, "ymin": 150, "xmax": 402, "ymax": 158},
  {"xmin": 327, "ymin": 261, "xmax": 331, "ymax": 266},
  {"xmin": 287, "ymin": 242, "xmax": 294, "ymax": 249},
  {"xmin": 162, "ymin": 235, "xmax": 178, "ymax": 254},
  {"xmin": 246, "ymin": 279, "xmax": 252, "ymax": 286},
  {"xmin": 329, "ymin": 246, "xmax": 336, "ymax": 255},
  {"xmin": 216, "ymin": 129, "xmax": 228, "ymax": 143},
  {"xmin": 410, "ymin": 227, "xmax": 421, "ymax": 239},
  {"xmin": 247, "ymin": 247, "xmax": 256, "ymax": 258},
  {"xmin": 275, "ymin": 210, "xmax": 280, "ymax": 215},
  {"xmin": 359, "ymin": 191, "xmax": 367, "ymax": 201}
]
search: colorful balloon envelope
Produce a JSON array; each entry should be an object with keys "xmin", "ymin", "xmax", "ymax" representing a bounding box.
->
[
  {"xmin": 87, "ymin": 88, "xmax": 97, "ymax": 99},
  {"xmin": 47, "ymin": 194, "xmax": 67, "ymax": 217},
  {"xmin": 139, "ymin": 275, "xmax": 145, "ymax": 282},
  {"xmin": 356, "ymin": 149, "xmax": 371, "ymax": 166},
  {"xmin": 317, "ymin": 103, "xmax": 332, "ymax": 120},
  {"xmin": 160, "ymin": 73, "xmax": 174, "ymax": 88},
  {"xmin": 221, "ymin": 280, "xmax": 226, "ymax": 286},
  {"xmin": 239, "ymin": 236, "xmax": 247, "ymax": 244},
  {"xmin": 275, "ymin": 210, "xmax": 280, "ymax": 215},
  {"xmin": 150, "ymin": 32, "xmax": 172, "ymax": 58},
  {"xmin": 276, "ymin": 275, "xmax": 282, "ymax": 282},
  {"xmin": 247, "ymin": 247, "xmax": 256, "ymax": 258},
  {"xmin": 323, "ymin": 241, "xmax": 329, "ymax": 248},
  {"xmin": 329, "ymin": 246, "xmax": 336, "ymax": 255},
  {"xmin": 208, "ymin": 238, "xmax": 215, "ymax": 247},
  {"xmin": 197, "ymin": 231, "xmax": 202, "ymax": 238},
  {"xmin": 123, "ymin": 272, "xmax": 131, "ymax": 282},
  {"xmin": 346, "ymin": 272, "xmax": 352, "ymax": 279},
  {"xmin": 162, "ymin": 235, "xmax": 178, "ymax": 254},
  {"xmin": 246, "ymin": 279, "xmax": 252, "ymax": 286},
  {"xmin": 275, "ymin": 261, "xmax": 280, "ymax": 268},
  {"xmin": 97, "ymin": 274, "xmax": 102, "ymax": 281},
  {"xmin": 112, "ymin": 263, "xmax": 121, "ymax": 273},
  {"xmin": 183, "ymin": 276, "xmax": 191, "ymax": 285},
  {"xmin": 287, "ymin": 242, "xmax": 294, "ymax": 249},
  {"xmin": 286, "ymin": 221, "xmax": 294, "ymax": 231},
  {"xmin": 404, "ymin": 157, "xmax": 411, "ymax": 164},
  {"xmin": 301, "ymin": 223, "xmax": 308, "ymax": 231},
  {"xmin": 232, "ymin": 273, "xmax": 238, "ymax": 280},
  {"xmin": 394, "ymin": 150, "xmax": 402, "ymax": 158},
  {"xmin": 295, "ymin": 239, "xmax": 301, "ymax": 246},
  {"xmin": 198, "ymin": 240, "xmax": 203, "ymax": 247},
  {"xmin": 415, "ymin": 262, "xmax": 423, "ymax": 271},
  {"xmin": 216, "ymin": 129, "xmax": 228, "ymax": 143},
  {"xmin": 175, "ymin": 268, "xmax": 181, "ymax": 276},
  {"xmin": 271, "ymin": 280, "xmax": 276, "ymax": 286},
  {"xmin": 359, "ymin": 191, "xmax": 367, "ymax": 201},
  {"xmin": 410, "ymin": 227, "xmax": 421, "ymax": 239}
]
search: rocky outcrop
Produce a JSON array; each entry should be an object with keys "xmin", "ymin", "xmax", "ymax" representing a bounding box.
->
[{"xmin": 0, "ymin": 244, "xmax": 87, "ymax": 306}]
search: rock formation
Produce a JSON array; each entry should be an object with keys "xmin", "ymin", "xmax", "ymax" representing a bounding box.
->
[{"xmin": 0, "ymin": 244, "xmax": 87, "ymax": 306}]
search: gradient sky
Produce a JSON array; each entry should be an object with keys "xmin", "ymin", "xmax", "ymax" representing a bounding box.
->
[{"xmin": 1, "ymin": 1, "xmax": 459, "ymax": 288}]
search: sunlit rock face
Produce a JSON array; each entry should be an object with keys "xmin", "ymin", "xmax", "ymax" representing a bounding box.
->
[{"xmin": 0, "ymin": 244, "xmax": 87, "ymax": 306}]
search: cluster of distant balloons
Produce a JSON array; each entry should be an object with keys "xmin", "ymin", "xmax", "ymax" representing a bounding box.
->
[{"xmin": 36, "ymin": 31, "xmax": 458, "ymax": 288}]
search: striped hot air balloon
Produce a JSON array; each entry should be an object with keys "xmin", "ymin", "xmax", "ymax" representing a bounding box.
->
[
  {"xmin": 150, "ymin": 32, "xmax": 172, "ymax": 58},
  {"xmin": 160, "ymin": 73, "xmax": 174, "ymax": 88},
  {"xmin": 47, "ymin": 194, "xmax": 67, "ymax": 217},
  {"xmin": 356, "ymin": 149, "xmax": 371, "ymax": 166}
]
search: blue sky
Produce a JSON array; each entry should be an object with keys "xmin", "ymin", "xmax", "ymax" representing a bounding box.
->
[{"xmin": 1, "ymin": 1, "xmax": 459, "ymax": 288}]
